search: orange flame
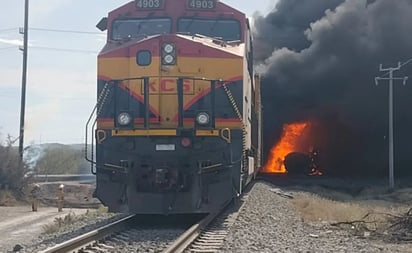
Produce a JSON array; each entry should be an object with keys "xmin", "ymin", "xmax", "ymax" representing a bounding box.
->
[{"xmin": 262, "ymin": 122, "xmax": 308, "ymax": 173}]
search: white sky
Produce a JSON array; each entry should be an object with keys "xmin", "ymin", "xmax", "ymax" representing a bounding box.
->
[{"xmin": 0, "ymin": 0, "xmax": 277, "ymax": 145}]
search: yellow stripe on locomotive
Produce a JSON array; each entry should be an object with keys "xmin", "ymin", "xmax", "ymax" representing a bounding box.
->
[{"xmin": 97, "ymin": 40, "xmax": 244, "ymax": 131}]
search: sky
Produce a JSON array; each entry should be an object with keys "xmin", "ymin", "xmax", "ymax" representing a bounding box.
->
[{"xmin": 0, "ymin": 0, "xmax": 276, "ymax": 145}]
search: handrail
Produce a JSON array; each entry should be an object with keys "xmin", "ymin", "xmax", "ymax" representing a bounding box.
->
[
  {"xmin": 85, "ymin": 104, "xmax": 97, "ymax": 174},
  {"xmin": 84, "ymin": 81, "xmax": 113, "ymax": 174}
]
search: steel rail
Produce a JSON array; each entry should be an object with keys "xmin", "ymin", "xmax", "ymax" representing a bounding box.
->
[
  {"xmin": 163, "ymin": 202, "xmax": 231, "ymax": 253},
  {"xmin": 39, "ymin": 215, "xmax": 135, "ymax": 253}
]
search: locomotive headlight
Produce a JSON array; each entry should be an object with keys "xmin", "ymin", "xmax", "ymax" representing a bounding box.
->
[
  {"xmin": 163, "ymin": 43, "xmax": 174, "ymax": 54},
  {"xmin": 196, "ymin": 112, "xmax": 210, "ymax": 125},
  {"xmin": 162, "ymin": 43, "xmax": 176, "ymax": 65},
  {"xmin": 117, "ymin": 112, "xmax": 132, "ymax": 126},
  {"xmin": 163, "ymin": 54, "xmax": 175, "ymax": 64}
]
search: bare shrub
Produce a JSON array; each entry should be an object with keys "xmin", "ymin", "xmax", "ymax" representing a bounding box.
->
[
  {"xmin": 386, "ymin": 208, "xmax": 412, "ymax": 241},
  {"xmin": 42, "ymin": 211, "xmax": 77, "ymax": 234},
  {"xmin": 41, "ymin": 207, "xmax": 111, "ymax": 235},
  {"xmin": 0, "ymin": 135, "xmax": 28, "ymax": 192},
  {"xmin": 0, "ymin": 191, "xmax": 17, "ymax": 206}
]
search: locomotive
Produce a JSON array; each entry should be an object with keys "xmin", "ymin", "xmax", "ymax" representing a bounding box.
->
[{"xmin": 86, "ymin": 0, "xmax": 262, "ymax": 214}]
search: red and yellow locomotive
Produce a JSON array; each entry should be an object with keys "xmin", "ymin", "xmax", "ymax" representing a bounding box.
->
[{"xmin": 87, "ymin": 0, "xmax": 262, "ymax": 214}]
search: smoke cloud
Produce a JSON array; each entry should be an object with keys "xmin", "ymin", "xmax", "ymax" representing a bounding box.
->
[{"xmin": 256, "ymin": 0, "xmax": 412, "ymax": 176}]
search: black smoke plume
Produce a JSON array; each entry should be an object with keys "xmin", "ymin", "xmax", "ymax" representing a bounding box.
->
[{"xmin": 255, "ymin": 0, "xmax": 412, "ymax": 177}]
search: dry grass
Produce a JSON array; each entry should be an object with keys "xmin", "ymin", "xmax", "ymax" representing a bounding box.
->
[
  {"xmin": 81, "ymin": 206, "xmax": 110, "ymax": 219},
  {"xmin": 0, "ymin": 190, "xmax": 17, "ymax": 206},
  {"xmin": 291, "ymin": 189, "xmax": 411, "ymax": 238},
  {"xmin": 292, "ymin": 193, "xmax": 372, "ymax": 223},
  {"xmin": 289, "ymin": 184, "xmax": 412, "ymax": 216},
  {"xmin": 287, "ymin": 184, "xmax": 412, "ymax": 240},
  {"xmin": 42, "ymin": 206, "xmax": 110, "ymax": 235},
  {"xmin": 42, "ymin": 211, "xmax": 78, "ymax": 234}
]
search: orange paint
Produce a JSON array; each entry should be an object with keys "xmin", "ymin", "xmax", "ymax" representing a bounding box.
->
[{"xmin": 262, "ymin": 122, "xmax": 308, "ymax": 173}]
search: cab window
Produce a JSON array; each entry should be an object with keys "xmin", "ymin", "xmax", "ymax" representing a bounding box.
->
[
  {"xmin": 178, "ymin": 18, "xmax": 241, "ymax": 41},
  {"xmin": 111, "ymin": 18, "xmax": 172, "ymax": 40}
]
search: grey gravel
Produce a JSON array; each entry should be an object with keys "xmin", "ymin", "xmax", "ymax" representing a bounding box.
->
[
  {"xmin": 99, "ymin": 227, "xmax": 185, "ymax": 252},
  {"xmin": 219, "ymin": 182, "xmax": 411, "ymax": 253}
]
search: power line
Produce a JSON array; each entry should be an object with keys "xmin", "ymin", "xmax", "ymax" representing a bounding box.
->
[
  {"xmin": 0, "ymin": 50, "xmax": 18, "ymax": 55},
  {"xmin": 0, "ymin": 28, "xmax": 18, "ymax": 33},
  {"xmin": 1, "ymin": 27, "xmax": 103, "ymax": 35},
  {"xmin": 0, "ymin": 94, "xmax": 19, "ymax": 99},
  {"xmin": 30, "ymin": 27, "xmax": 103, "ymax": 35},
  {"xmin": 400, "ymin": 57, "xmax": 412, "ymax": 68},
  {"xmin": 0, "ymin": 46, "xmax": 16, "ymax": 51},
  {"xmin": 379, "ymin": 57, "xmax": 412, "ymax": 78},
  {"xmin": 0, "ymin": 45, "xmax": 98, "ymax": 54},
  {"xmin": 0, "ymin": 93, "xmax": 92, "ymax": 101},
  {"xmin": 31, "ymin": 46, "xmax": 98, "ymax": 54}
]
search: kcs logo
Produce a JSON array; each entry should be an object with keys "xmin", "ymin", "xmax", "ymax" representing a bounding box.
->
[{"xmin": 141, "ymin": 78, "xmax": 194, "ymax": 94}]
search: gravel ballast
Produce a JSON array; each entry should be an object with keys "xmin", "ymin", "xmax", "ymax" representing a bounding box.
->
[{"xmin": 219, "ymin": 181, "xmax": 411, "ymax": 253}]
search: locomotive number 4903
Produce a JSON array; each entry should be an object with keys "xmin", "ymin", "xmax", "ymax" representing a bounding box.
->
[
  {"xmin": 187, "ymin": 0, "xmax": 216, "ymax": 9},
  {"xmin": 136, "ymin": 0, "xmax": 163, "ymax": 9}
]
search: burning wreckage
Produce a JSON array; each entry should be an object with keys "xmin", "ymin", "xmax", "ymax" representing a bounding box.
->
[
  {"xmin": 262, "ymin": 122, "xmax": 323, "ymax": 176},
  {"xmin": 256, "ymin": 0, "xmax": 412, "ymax": 178}
]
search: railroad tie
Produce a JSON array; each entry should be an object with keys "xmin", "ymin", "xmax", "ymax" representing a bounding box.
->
[
  {"xmin": 189, "ymin": 249, "xmax": 221, "ymax": 253},
  {"xmin": 95, "ymin": 243, "xmax": 116, "ymax": 250}
]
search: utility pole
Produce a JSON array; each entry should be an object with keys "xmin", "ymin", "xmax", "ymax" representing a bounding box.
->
[
  {"xmin": 375, "ymin": 62, "xmax": 408, "ymax": 189},
  {"xmin": 19, "ymin": 0, "xmax": 29, "ymax": 159}
]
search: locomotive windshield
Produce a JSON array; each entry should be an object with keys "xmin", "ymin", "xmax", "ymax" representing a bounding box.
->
[
  {"xmin": 111, "ymin": 18, "xmax": 172, "ymax": 40},
  {"xmin": 178, "ymin": 18, "xmax": 241, "ymax": 41}
]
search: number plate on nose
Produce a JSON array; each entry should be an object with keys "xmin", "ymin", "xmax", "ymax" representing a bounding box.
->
[{"xmin": 156, "ymin": 144, "xmax": 175, "ymax": 151}]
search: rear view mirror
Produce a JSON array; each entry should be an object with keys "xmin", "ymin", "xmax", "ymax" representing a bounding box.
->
[{"xmin": 96, "ymin": 17, "xmax": 108, "ymax": 31}]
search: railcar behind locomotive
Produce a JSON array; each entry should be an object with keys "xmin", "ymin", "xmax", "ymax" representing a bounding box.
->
[{"xmin": 86, "ymin": 0, "xmax": 262, "ymax": 214}]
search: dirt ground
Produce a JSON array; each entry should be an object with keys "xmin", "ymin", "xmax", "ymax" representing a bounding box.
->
[
  {"xmin": 0, "ymin": 181, "xmax": 102, "ymax": 252},
  {"xmin": 0, "ymin": 206, "xmax": 89, "ymax": 252}
]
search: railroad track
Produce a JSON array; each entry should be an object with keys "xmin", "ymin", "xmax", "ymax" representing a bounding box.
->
[
  {"xmin": 164, "ymin": 209, "xmax": 221, "ymax": 253},
  {"xmin": 39, "ymin": 215, "xmax": 135, "ymax": 253},
  {"xmin": 38, "ymin": 189, "xmax": 250, "ymax": 253},
  {"xmin": 37, "ymin": 213, "xmax": 201, "ymax": 253},
  {"xmin": 164, "ymin": 195, "xmax": 249, "ymax": 253},
  {"xmin": 39, "ymin": 207, "xmax": 238, "ymax": 253}
]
